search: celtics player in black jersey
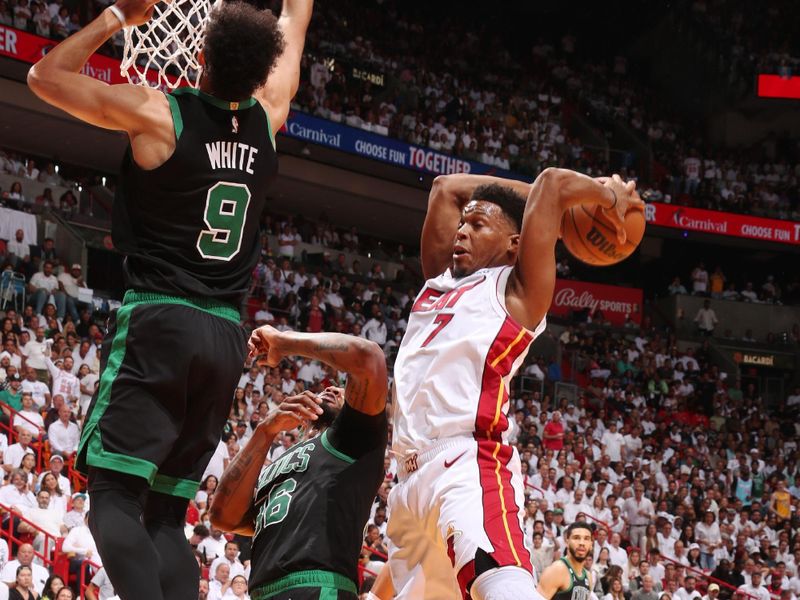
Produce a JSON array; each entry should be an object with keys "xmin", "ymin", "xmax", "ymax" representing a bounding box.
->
[
  {"xmin": 537, "ymin": 522, "xmax": 594, "ymax": 600},
  {"xmin": 27, "ymin": 0, "xmax": 313, "ymax": 598},
  {"xmin": 210, "ymin": 327, "xmax": 388, "ymax": 600}
]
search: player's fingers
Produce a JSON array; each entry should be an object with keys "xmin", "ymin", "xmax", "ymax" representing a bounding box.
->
[
  {"xmin": 626, "ymin": 180, "xmax": 636, "ymax": 192},
  {"xmin": 615, "ymin": 222, "xmax": 627, "ymax": 245},
  {"xmin": 285, "ymin": 393, "xmax": 323, "ymax": 412},
  {"xmin": 284, "ymin": 404, "xmax": 319, "ymax": 421},
  {"xmin": 612, "ymin": 173, "xmax": 623, "ymax": 184},
  {"xmin": 295, "ymin": 393, "xmax": 324, "ymax": 413},
  {"xmin": 301, "ymin": 391, "xmax": 323, "ymax": 407}
]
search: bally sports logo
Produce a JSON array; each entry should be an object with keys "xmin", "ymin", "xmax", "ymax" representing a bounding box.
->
[
  {"xmin": 550, "ymin": 280, "xmax": 643, "ymax": 325},
  {"xmin": 554, "ymin": 287, "xmax": 602, "ymax": 314}
]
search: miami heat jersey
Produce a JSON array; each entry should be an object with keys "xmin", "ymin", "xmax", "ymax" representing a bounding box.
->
[{"xmin": 392, "ymin": 266, "xmax": 546, "ymax": 456}]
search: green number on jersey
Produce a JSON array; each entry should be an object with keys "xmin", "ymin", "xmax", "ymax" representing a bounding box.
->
[
  {"xmin": 197, "ymin": 182, "xmax": 251, "ymax": 261},
  {"xmin": 262, "ymin": 478, "xmax": 297, "ymax": 529}
]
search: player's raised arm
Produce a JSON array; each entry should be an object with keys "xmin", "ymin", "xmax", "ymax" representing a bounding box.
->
[
  {"xmin": 506, "ymin": 170, "xmax": 644, "ymax": 330},
  {"xmin": 248, "ymin": 326, "xmax": 387, "ymax": 415},
  {"xmin": 255, "ymin": 0, "xmax": 314, "ymax": 132},
  {"xmin": 27, "ymin": 0, "xmax": 170, "ymax": 138},
  {"xmin": 421, "ymin": 174, "xmax": 532, "ymax": 279},
  {"xmin": 210, "ymin": 391, "xmax": 324, "ymax": 534}
]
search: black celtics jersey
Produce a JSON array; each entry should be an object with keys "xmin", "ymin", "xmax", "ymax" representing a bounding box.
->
[
  {"xmin": 248, "ymin": 410, "xmax": 386, "ymax": 590},
  {"xmin": 112, "ymin": 88, "xmax": 278, "ymax": 306},
  {"xmin": 553, "ymin": 557, "xmax": 591, "ymax": 600}
]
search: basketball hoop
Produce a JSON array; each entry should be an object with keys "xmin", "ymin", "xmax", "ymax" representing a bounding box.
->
[{"xmin": 120, "ymin": 0, "xmax": 215, "ymax": 90}]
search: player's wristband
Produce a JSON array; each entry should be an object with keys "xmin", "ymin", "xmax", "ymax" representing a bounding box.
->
[
  {"xmin": 365, "ymin": 593, "xmax": 381, "ymax": 600},
  {"xmin": 108, "ymin": 5, "xmax": 126, "ymax": 27}
]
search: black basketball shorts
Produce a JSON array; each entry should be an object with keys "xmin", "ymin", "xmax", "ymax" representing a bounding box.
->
[{"xmin": 77, "ymin": 290, "xmax": 247, "ymax": 500}]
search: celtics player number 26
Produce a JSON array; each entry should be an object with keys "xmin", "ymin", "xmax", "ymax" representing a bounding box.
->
[{"xmin": 196, "ymin": 181, "xmax": 252, "ymax": 261}]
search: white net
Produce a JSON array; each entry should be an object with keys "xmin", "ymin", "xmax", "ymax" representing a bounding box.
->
[{"xmin": 120, "ymin": 0, "xmax": 215, "ymax": 90}]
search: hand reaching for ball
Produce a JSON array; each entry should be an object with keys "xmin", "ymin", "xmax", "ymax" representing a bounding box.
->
[{"xmin": 596, "ymin": 174, "xmax": 645, "ymax": 245}]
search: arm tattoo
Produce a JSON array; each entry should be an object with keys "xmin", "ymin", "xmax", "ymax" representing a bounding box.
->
[
  {"xmin": 312, "ymin": 342, "xmax": 349, "ymax": 352},
  {"xmin": 217, "ymin": 452, "xmax": 255, "ymax": 498},
  {"xmin": 346, "ymin": 378, "xmax": 369, "ymax": 410}
]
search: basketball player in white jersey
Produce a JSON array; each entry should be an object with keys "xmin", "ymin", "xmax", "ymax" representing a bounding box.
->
[{"xmin": 387, "ymin": 168, "xmax": 643, "ymax": 600}]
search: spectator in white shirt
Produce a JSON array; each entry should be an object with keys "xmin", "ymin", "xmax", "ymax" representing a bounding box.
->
[
  {"xmin": 361, "ymin": 314, "xmax": 388, "ymax": 346},
  {"xmin": 277, "ymin": 224, "xmax": 299, "ymax": 259},
  {"xmin": 253, "ymin": 302, "xmax": 275, "ymax": 326},
  {"xmin": 19, "ymin": 329, "xmax": 49, "ymax": 379},
  {"xmin": 63, "ymin": 493, "xmax": 87, "ymax": 531},
  {"xmin": 207, "ymin": 562, "xmax": 231, "ymax": 600},
  {"xmin": 3, "ymin": 430, "xmax": 34, "ymax": 475},
  {"xmin": 46, "ymin": 355, "xmax": 80, "ymax": 407},
  {"xmin": 20, "ymin": 367, "xmax": 50, "ymax": 410},
  {"xmin": 18, "ymin": 489, "xmax": 67, "ymax": 556},
  {"xmin": 63, "ymin": 513, "xmax": 102, "ymax": 586},
  {"xmin": 208, "ymin": 541, "xmax": 245, "ymax": 582},
  {"xmin": 695, "ymin": 510, "xmax": 722, "ymax": 571},
  {"xmin": 28, "ymin": 260, "xmax": 66, "ymax": 318},
  {"xmin": 674, "ymin": 576, "xmax": 703, "ymax": 600},
  {"xmin": 47, "ymin": 404, "xmax": 80, "ymax": 457},
  {"xmin": 0, "ymin": 544, "xmax": 49, "ymax": 594},
  {"xmin": 0, "ymin": 469, "xmax": 36, "ymax": 511},
  {"xmin": 694, "ymin": 300, "xmax": 719, "ymax": 336},
  {"xmin": 13, "ymin": 393, "xmax": 45, "ymax": 440},
  {"xmin": 601, "ymin": 423, "xmax": 626, "ymax": 463},
  {"xmin": 607, "ymin": 532, "xmax": 628, "ymax": 567},
  {"xmin": 623, "ymin": 484, "xmax": 656, "ymax": 553},
  {"xmin": 564, "ymin": 487, "xmax": 594, "ymax": 525},
  {"xmin": 197, "ymin": 528, "xmax": 227, "ymax": 564},
  {"xmin": 57, "ymin": 263, "xmax": 91, "ymax": 322},
  {"xmin": 739, "ymin": 572, "xmax": 770, "ymax": 600},
  {"xmin": 701, "ymin": 583, "xmax": 721, "ymax": 600},
  {"xmin": 6, "ymin": 230, "xmax": 30, "ymax": 266}
]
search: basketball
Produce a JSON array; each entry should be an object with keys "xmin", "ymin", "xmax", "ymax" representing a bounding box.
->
[{"xmin": 561, "ymin": 203, "xmax": 646, "ymax": 266}]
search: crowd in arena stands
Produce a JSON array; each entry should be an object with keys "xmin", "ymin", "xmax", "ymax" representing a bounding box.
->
[
  {"xmin": 10, "ymin": 1, "xmax": 799, "ymax": 224},
  {"xmin": 0, "ymin": 0, "xmax": 122, "ymax": 55},
  {"xmin": 0, "ymin": 148, "xmax": 93, "ymax": 219},
  {"xmin": 675, "ymin": 0, "xmax": 800, "ymax": 92},
  {"xmin": 668, "ymin": 262, "xmax": 800, "ymax": 310}
]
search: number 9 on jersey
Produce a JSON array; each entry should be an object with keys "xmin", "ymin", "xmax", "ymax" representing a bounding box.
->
[{"xmin": 197, "ymin": 181, "xmax": 252, "ymax": 261}]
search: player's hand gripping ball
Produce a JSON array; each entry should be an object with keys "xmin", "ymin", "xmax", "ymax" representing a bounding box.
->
[{"xmin": 561, "ymin": 174, "xmax": 646, "ymax": 266}]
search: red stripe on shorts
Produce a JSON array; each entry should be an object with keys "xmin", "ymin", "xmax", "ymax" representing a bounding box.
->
[{"xmin": 476, "ymin": 441, "xmax": 532, "ymax": 571}]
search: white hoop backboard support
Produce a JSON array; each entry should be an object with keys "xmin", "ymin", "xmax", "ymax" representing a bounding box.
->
[{"xmin": 120, "ymin": 0, "xmax": 217, "ymax": 90}]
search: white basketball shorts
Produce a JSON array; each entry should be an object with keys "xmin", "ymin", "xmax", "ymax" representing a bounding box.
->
[{"xmin": 387, "ymin": 438, "xmax": 535, "ymax": 599}]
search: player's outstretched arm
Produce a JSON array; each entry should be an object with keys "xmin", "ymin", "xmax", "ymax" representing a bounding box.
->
[
  {"xmin": 506, "ymin": 169, "xmax": 643, "ymax": 330},
  {"xmin": 254, "ymin": 0, "xmax": 313, "ymax": 132},
  {"xmin": 421, "ymin": 174, "xmax": 532, "ymax": 279},
  {"xmin": 536, "ymin": 558, "xmax": 568, "ymax": 600},
  {"xmin": 210, "ymin": 392, "xmax": 324, "ymax": 534},
  {"xmin": 249, "ymin": 326, "xmax": 387, "ymax": 415},
  {"xmin": 27, "ymin": 0, "xmax": 171, "ymax": 138}
]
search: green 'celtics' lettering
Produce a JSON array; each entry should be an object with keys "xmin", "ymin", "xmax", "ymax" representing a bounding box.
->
[{"xmin": 257, "ymin": 443, "xmax": 314, "ymax": 490}]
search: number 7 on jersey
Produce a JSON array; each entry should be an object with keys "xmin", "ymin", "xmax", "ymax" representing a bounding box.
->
[{"xmin": 421, "ymin": 313, "xmax": 454, "ymax": 347}]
